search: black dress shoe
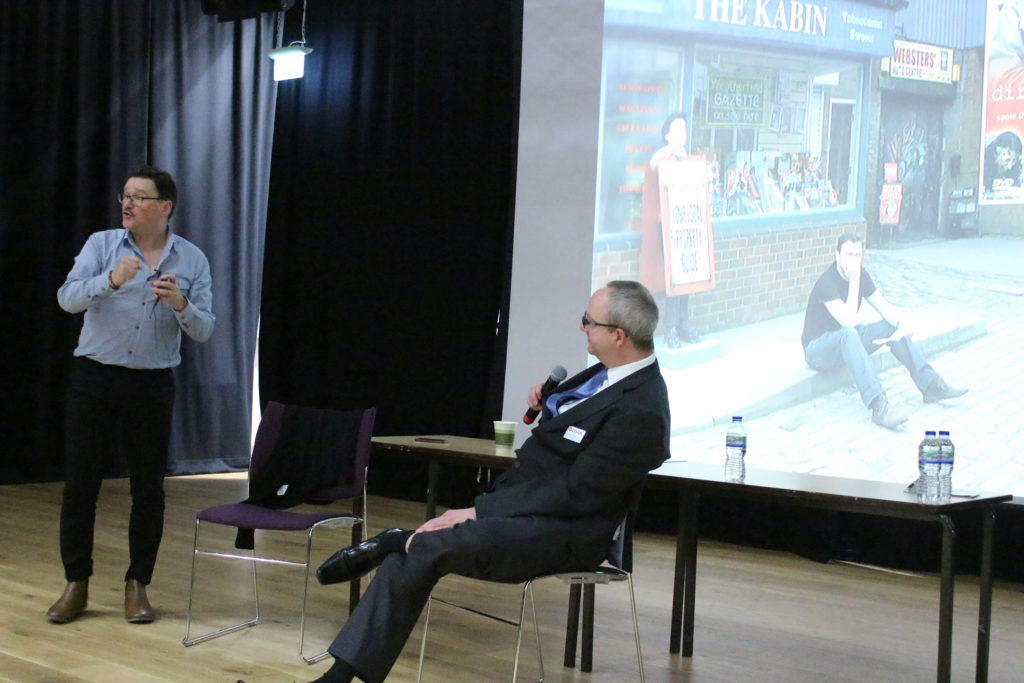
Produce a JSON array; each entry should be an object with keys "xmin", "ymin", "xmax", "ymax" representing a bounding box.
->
[{"xmin": 317, "ymin": 528, "xmax": 409, "ymax": 585}]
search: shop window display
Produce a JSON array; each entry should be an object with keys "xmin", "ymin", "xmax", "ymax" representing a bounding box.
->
[
  {"xmin": 596, "ymin": 42, "xmax": 863, "ymax": 239},
  {"xmin": 691, "ymin": 47, "xmax": 862, "ymax": 219}
]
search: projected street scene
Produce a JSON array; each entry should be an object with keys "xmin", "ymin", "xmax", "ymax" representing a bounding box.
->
[{"xmin": 592, "ymin": 1, "xmax": 1024, "ymax": 495}]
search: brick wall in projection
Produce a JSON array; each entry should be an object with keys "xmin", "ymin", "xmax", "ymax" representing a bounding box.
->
[{"xmin": 593, "ymin": 220, "xmax": 864, "ymax": 334}]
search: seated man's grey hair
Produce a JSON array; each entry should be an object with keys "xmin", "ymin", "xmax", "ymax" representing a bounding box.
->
[{"xmin": 606, "ymin": 280, "xmax": 658, "ymax": 352}]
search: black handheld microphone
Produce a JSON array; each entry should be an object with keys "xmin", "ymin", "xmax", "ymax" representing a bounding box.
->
[{"xmin": 523, "ymin": 365, "xmax": 568, "ymax": 424}]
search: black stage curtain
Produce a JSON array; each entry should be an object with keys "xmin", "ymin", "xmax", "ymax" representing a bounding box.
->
[
  {"xmin": 260, "ymin": 0, "xmax": 521, "ymax": 469},
  {"xmin": 0, "ymin": 2, "xmax": 276, "ymax": 483}
]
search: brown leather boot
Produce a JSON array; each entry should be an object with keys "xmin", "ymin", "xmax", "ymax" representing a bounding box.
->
[
  {"xmin": 46, "ymin": 580, "xmax": 88, "ymax": 623},
  {"xmin": 124, "ymin": 579, "xmax": 155, "ymax": 623}
]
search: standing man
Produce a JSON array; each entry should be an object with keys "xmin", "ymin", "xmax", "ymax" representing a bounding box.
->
[
  {"xmin": 638, "ymin": 112, "xmax": 701, "ymax": 347},
  {"xmin": 49, "ymin": 166, "xmax": 214, "ymax": 624},
  {"xmin": 311, "ymin": 280, "xmax": 670, "ymax": 683},
  {"xmin": 801, "ymin": 233, "xmax": 965, "ymax": 430}
]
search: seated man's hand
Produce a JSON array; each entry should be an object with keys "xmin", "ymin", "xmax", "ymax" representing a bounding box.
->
[
  {"xmin": 527, "ymin": 381, "xmax": 545, "ymax": 412},
  {"xmin": 408, "ymin": 507, "xmax": 477, "ymax": 552}
]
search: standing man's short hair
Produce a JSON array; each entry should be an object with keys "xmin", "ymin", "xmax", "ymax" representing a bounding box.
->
[
  {"xmin": 836, "ymin": 232, "xmax": 863, "ymax": 252},
  {"xmin": 126, "ymin": 165, "xmax": 177, "ymax": 218},
  {"xmin": 605, "ymin": 280, "xmax": 659, "ymax": 352}
]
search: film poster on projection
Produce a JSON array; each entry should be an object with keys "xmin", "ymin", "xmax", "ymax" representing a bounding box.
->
[{"xmin": 980, "ymin": 0, "xmax": 1024, "ymax": 203}]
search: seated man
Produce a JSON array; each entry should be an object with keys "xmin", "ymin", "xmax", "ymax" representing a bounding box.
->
[
  {"xmin": 800, "ymin": 233, "xmax": 966, "ymax": 430},
  {"xmin": 312, "ymin": 280, "xmax": 671, "ymax": 683}
]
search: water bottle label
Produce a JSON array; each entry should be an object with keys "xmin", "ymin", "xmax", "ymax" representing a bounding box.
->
[{"xmin": 726, "ymin": 435, "xmax": 747, "ymax": 453}]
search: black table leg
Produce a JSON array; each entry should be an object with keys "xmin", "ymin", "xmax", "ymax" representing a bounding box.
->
[
  {"xmin": 581, "ymin": 584, "xmax": 595, "ymax": 671},
  {"xmin": 937, "ymin": 513, "xmax": 956, "ymax": 683},
  {"xmin": 681, "ymin": 491, "xmax": 699, "ymax": 657},
  {"xmin": 670, "ymin": 495, "xmax": 685, "ymax": 653},
  {"xmin": 670, "ymin": 490, "xmax": 699, "ymax": 655},
  {"xmin": 564, "ymin": 584, "xmax": 581, "ymax": 667},
  {"xmin": 425, "ymin": 458, "xmax": 439, "ymax": 520},
  {"xmin": 976, "ymin": 506, "xmax": 996, "ymax": 683}
]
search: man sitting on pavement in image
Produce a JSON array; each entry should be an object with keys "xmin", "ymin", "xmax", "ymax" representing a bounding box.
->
[
  {"xmin": 309, "ymin": 280, "xmax": 671, "ymax": 683},
  {"xmin": 800, "ymin": 232, "xmax": 967, "ymax": 430}
]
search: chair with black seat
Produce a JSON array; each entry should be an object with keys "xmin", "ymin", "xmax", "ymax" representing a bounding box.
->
[
  {"xmin": 415, "ymin": 485, "xmax": 646, "ymax": 682},
  {"xmin": 182, "ymin": 401, "xmax": 376, "ymax": 664}
]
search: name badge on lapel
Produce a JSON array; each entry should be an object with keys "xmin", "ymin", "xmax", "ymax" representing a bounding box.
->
[{"xmin": 563, "ymin": 426, "xmax": 586, "ymax": 443}]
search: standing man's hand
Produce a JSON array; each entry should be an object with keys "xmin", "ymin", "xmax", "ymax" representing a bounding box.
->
[
  {"xmin": 111, "ymin": 256, "xmax": 142, "ymax": 288},
  {"xmin": 150, "ymin": 273, "xmax": 187, "ymax": 312}
]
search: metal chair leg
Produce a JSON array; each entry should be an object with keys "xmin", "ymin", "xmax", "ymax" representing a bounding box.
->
[
  {"xmin": 418, "ymin": 583, "xmax": 543, "ymax": 683},
  {"xmin": 300, "ymin": 526, "xmax": 331, "ymax": 664},
  {"xmin": 183, "ymin": 518, "xmax": 358, "ymax": 663},
  {"xmin": 627, "ymin": 573, "xmax": 645, "ymax": 682},
  {"xmin": 512, "ymin": 581, "xmax": 543, "ymax": 683},
  {"xmin": 416, "ymin": 596, "xmax": 434, "ymax": 682},
  {"xmin": 182, "ymin": 519, "xmax": 260, "ymax": 647},
  {"xmin": 529, "ymin": 584, "xmax": 544, "ymax": 682}
]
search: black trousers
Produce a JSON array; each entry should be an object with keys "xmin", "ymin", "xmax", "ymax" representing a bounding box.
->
[
  {"xmin": 327, "ymin": 515, "xmax": 611, "ymax": 683},
  {"xmin": 60, "ymin": 356, "xmax": 175, "ymax": 584}
]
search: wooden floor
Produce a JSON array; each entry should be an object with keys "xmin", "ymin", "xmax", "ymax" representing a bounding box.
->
[{"xmin": 2, "ymin": 474, "xmax": 1024, "ymax": 682}]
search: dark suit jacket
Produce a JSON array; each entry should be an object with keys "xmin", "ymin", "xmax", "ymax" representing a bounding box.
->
[{"xmin": 474, "ymin": 360, "xmax": 670, "ymax": 561}]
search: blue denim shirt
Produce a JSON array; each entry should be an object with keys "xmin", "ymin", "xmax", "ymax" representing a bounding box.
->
[{"xmin": 57, "ymin": 228, "xmax": 215, "ymax": 369}]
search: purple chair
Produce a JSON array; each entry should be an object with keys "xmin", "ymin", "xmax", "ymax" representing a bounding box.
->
[{"xmin": 182, "ymin": 401, "xmax": 376, "ymax": 664}]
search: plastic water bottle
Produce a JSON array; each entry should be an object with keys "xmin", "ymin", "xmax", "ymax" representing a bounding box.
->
[
  {"xmin": 937, "ymin": 430, "xmax": 955, "ymax": 502},
  {"xmin": 724, "ymin": 416, "xmax": 747, "ymax": 482},
  {"xmin": 917, "ymin": 430, "xmax": 940, "ymax": 503}
]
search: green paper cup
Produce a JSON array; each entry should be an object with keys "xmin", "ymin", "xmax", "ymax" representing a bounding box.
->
[{"xmin": 493, "ymin": 420, "xmax": 517, "ymax": 449}]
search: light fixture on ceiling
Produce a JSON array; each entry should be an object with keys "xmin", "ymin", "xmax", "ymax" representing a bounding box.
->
[{"xmin": 268, "ymin": 0, "xmax": 312, "ymax": 81}]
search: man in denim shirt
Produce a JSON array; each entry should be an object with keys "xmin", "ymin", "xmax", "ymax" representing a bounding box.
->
[{"xmin": 48, "ymin": 165, "xmax": 214, "ymax": 624}]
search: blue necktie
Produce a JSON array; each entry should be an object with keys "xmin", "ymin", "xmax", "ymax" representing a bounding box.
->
[{"xmin": 545, "ymin": 368, "xmax": 608, "ymax": 415}]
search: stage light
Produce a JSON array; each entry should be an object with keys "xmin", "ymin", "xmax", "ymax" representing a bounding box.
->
[
  {"xmin": 269, "ymin": 44, "xmax": 313, "ymax": 81},
  {"xmin": 268, "ymin": 0, "xmax": 312, "ymax": 82}
]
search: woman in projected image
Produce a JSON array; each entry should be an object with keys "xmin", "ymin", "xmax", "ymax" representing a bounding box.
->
[{"xmin": 638, "ymin": 112, "xmax": 700, "ymax": 348}]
